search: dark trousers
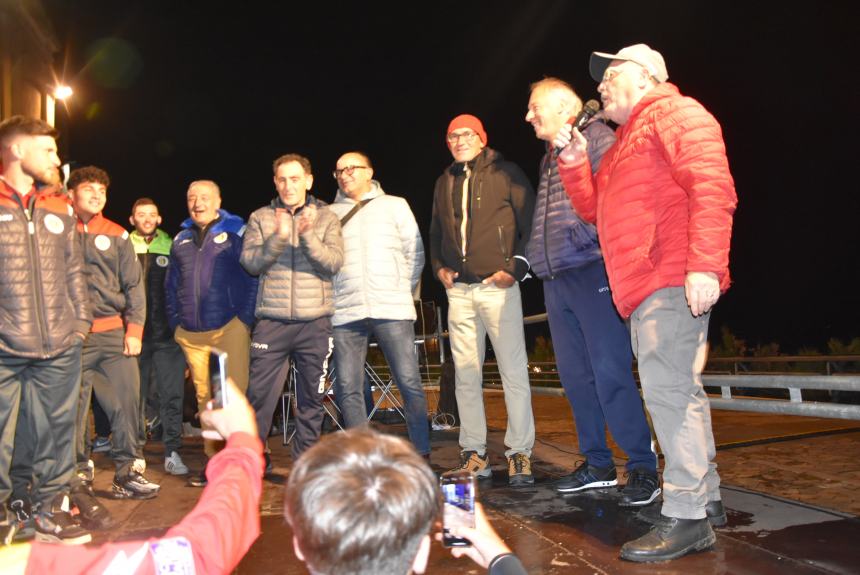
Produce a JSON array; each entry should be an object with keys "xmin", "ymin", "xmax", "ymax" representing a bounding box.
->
[
  {"xmin": 0, "ymin": 342, "xmax": 82, "ymax": 508},
  {"xmin": 544, "ymin": 261, "xmax": 656, "ymax": 471},
  {"xmin": 76, "ymin": 329, "xmax": 142, "ymax": 479},
  {"xmin": 246, "ymin": 317, "xmax": 333, "ymax": 459},
  {"xmin": 138, "ymin": 338, "xmax": 186, "ymax": 454}
]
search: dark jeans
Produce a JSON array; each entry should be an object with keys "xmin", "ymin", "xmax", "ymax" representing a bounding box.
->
[
  {"xmin": 544, "ymin": 262, "xmax": 656, "ymax": 471},
  {"xmin": 0, "ymin": 342, "xmax": 82, "ymax": 508},
  {"xmin": 138, "ymin": 338, "xmax": 186, "ymax": 454},
  {"xmin": 333, "ymin": 318, "xmax": 430, "ymax": 455}
]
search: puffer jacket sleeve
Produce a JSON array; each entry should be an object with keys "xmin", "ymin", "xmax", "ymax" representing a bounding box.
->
[
  {"xmin": 656, "ymin": 98, "xmax": 737, "ymax": 283},
  {"xmin": 235, "ymin": 226, "xmax": 259, "ymax": 327},
  {"xmin": 240, "ymin": 210, "xmax": 287, "ymax": 276},
  {"xmin": 394, "ymin": 198, "xmax": 424, "ymax": 294},
  {"xmin": 66, "ymin": 213, "xmax": 92, "ymax": 335},
  {"xmin": 299, "ymin": 210, "xmax": 343, "ymax": 276},
  {"xmin": 505, "ymin": 162, "xmax": 536, "ymax": 280},
  {"xmin": 118, "ymin": 231, "xmax": 146, "ymax": 339},
  {"xmin": 558, "ymin": 157, "xmax": 598, "ymax": 224},
  {"xmin": 583, "ymin": 120, "xmax": 616, "ymax": 173}
]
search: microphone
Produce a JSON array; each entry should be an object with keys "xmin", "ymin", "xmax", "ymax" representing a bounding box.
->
[{"xmin": 555, "ymin": 99, "xmax": 601, "ymax": 156}]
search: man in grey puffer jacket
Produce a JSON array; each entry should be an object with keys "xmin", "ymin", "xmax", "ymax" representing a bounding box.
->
[
  {"xmin": 241, "ymin": 153, "xmax": 343, "ymax": 460},
  {"xmin": 328, "ymin": 151, "xmax": 429, "ymax": 457}
]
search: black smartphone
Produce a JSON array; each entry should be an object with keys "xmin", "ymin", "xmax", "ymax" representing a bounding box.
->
[
  {"xmin": 440, "ymin": 470, "xmax": 476, "ymax": 547},
  {"xmin": 201, "ymin": 348, "xmax": 228, "ymax": 440}
]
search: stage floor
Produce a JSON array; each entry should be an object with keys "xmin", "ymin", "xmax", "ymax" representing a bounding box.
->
[{"xmin": 88, "ymin": 392, "xmax": 860, "ymax": 573}]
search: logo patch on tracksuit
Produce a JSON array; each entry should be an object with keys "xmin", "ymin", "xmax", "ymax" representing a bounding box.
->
[
  {"xmin": 43, "ymin": 213, "xmax": 64, "ymax": 234},
  {"xmin": 150, "ymin": 536, "xmax": 196, "ymax": 574},
  {"xmin": 213, "ymin": 232, "xmax": 228, "ymax": 244},
  {"xmin": 156, "ymin": 255, "xmax": 169, "ymax": 267},
  {"xmin": 94, "ymin": 234, "xmax": 111, "ymax": 251}
]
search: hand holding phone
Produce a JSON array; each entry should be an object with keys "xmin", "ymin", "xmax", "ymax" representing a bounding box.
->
[
  {"xmin": 202, "ymin": 348, "xmax": 229, "ymax": 440},
  {"xmin": 440, "ymin": 470, "xmax": 476, "ymax": 547}
]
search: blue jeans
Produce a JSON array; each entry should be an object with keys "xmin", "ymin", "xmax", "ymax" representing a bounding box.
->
[{"xmin": 333, "ymin": 319, "xmax": 430, "ymax": 455}]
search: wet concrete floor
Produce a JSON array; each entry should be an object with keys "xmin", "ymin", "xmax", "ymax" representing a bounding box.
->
[{"xmin": 87, "ymin": 393, "xmax": 860, "ymax": 573}]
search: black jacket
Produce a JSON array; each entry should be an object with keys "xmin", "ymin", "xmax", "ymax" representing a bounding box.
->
[
  {"xmin": 430, "ymin": 147, "xmax": 535, "ymax": 284},
  {"xmin": 0, "ymin": 183, "xmax": 91, "ymax": 358}
]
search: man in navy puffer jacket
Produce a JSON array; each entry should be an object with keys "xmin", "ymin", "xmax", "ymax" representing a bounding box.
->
[
  {"xmin": 525, "ymin": 78, "xmax": 658, "ymax": 507},
  {"xmin": 166, "ymin": 180, "xmax": 257, "ymax": 485}
]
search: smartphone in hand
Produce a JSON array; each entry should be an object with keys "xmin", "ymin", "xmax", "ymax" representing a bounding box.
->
[
  {"xmin": 201, "ymin": 348, "xmax": 229, "ymax": 440},
  {"xmin": 440, "ymin": 470, "xmax": 476, "ymax": 547}
]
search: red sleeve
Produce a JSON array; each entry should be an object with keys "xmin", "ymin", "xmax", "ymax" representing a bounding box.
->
[
  {"xmin": 656, "ymin": 97, "xmax": 737, "ymax": 286},
  {"xmin": 26, "ymin": 433, "xmax": 264, "ymax": 575},
  {"xmin": 558, "ymin": 157, "xmax": 599, "ymax": 224}
]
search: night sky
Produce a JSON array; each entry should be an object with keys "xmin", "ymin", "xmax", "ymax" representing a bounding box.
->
[{"xmin": 43, "ymin": 1, "xmax": 858, "ymax": 352}]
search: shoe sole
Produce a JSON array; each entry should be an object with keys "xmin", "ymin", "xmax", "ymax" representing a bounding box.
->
[
  {"xmin": 34, "ymin": 531, "xmax": 93, "ymax": 545},
  {"xmin": 556, "ymin": 479, "xmax": 618, "ymax": 493},
  {"xmin": 92, "ymin": 446, "xmax": 111, "ymax": 453},
  {"xmin": 620, "ymin": 531, "xmax": 716, "ymax": 562},
  {"xmin": 618, "ymin": 487, "xmax": 662, "ymax": 507},
  {"xmin": 509, "ymin": 476, "xmax": 535, "ymax": 486},
  {"xmin": 165, "ymin": 466, "xmax": 190, "ymax": 475},
  {"xmin": 112, "ymin": 487, "xmax": 159, "ymax": 500}
]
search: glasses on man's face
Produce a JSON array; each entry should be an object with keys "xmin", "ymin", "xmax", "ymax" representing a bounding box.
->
[
  {"xmin": 446, "ymin": 131, "xmax": 479, "ymax": 144},
  {"xmin": 332, "ymin": 165, "xmax": 369, "ymax": 179},
  {"xmin": 601, "ymin": 68, "xmax": 625, "ymax": 85}
]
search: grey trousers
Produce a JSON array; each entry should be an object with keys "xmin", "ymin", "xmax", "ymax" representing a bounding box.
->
[
  {"xmin": 76, "ymin": 329, "xmax": 143, "ymax": 479},
  {"xmin": 630, "ymin": 287, "xmax": 721, "ymax": 520}
]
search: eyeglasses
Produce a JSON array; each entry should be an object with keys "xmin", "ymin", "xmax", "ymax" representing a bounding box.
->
[
  {"xmin": 600, "ymin": 68, "xmax": 625, "ymax": 84},
  {"xmin": 332, "ymin": 165, "xmax": 369, "ymax": 179},
  {"xmin": 446, "ymin": 131, "xmax": 479, "ymax": 144}
]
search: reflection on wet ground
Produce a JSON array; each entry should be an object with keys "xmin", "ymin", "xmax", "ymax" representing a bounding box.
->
[{"xmin": 89, "ymin": 393, "xmax": 860, "ymax": 574}]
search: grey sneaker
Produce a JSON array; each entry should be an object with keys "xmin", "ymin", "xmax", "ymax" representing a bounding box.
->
[
  {"xmin": 165, "ymin": 451, "xmax": 189, "ymax": 475},
  {"xmin": 448, "ymin": 451, "xmax": 492, "ymax": 478},
  {"xmin": 113, "ymin": 471, "xmax": 160, "ymax": 500}
]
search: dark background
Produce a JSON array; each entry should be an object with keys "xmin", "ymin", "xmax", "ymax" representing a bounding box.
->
[{"xmin": 43, "ymin": 0, "xmax": 859, "ymax": 352}]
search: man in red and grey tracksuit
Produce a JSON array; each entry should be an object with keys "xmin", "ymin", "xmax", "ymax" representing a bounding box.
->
[
  {"xmin": 0, "ymin": 116, "xmax": 92, "ymax": 544},
  {"xmin": 68, "ymin": 166, "xmax": 160, "ymax": 508}
]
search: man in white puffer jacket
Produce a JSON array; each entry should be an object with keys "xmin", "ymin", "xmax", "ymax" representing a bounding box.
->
[{"xmin": 329, "ymin": 151, "xmax": 430, "ymax": 457}]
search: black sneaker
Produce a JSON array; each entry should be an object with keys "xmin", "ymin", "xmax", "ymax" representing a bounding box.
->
[
  {"xmin": 619, "ymin": 468, "xmax": 661, "ymax": 507},
  {"xmin": 555, "ymin": 460, "xmax": 617, "ymax": 493},
  {"xmin": 188, "ymin": 464, "xmax": 208, "ymax": 488},
  {"xmin": 264, "ymin": 452, "xmax": 273, "ymax": 476},
  {"xmin": 9, "ymin": 499, "xmax": 35, "ymax": 543},
  {"xmin": 112, "ymin": 471, "xmax": 160, "ymax": 500},
  {"xmin": 33, "ymin": 495, "xmax": 92, "ymax": 544},
  {"xmin": 70, "ymin": 484, "xmax": 116, "ymax": 530}
]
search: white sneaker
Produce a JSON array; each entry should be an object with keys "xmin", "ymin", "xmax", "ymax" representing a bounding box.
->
[
  {"xmin": 132, "ymin": 458, "xmax": 147, "ymax": 474},
  {"xmin": 164, "ymin": 451, "xmax": 189, "ymax": 475}
]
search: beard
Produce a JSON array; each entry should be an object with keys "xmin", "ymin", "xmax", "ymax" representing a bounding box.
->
[{"xmin": 23, "ymin": 161, "xmax": 60, "ymax": 186}]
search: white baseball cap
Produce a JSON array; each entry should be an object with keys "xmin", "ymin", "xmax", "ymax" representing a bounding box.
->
[{"xmin": 590, "ymin": 43, "xmax": 669, "ymax": 83}]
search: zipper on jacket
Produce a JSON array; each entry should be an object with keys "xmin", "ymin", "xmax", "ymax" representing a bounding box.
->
[
  {"xmin": 18, "ymin": 194, "xmax": 49, "ymax": 356},
  {"xmin": 542, "ymin": 162, "xmax": 555, "ymax": 279},
  {"xmin": 497, "ymin": 225, "xmax": 510, "ymax": 262},
  {"xmin": 193, "ymin": 238, "xmax": 203, "ymax": 329},
  {"xmin": 290, "ymin": 210, "xmax": 297, "ymax": 320}
]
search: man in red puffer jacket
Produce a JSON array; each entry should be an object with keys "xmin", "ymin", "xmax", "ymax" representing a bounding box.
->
[{"xmin": 555, "ymin": 43, "xmax": 737, "ymax": 562}]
